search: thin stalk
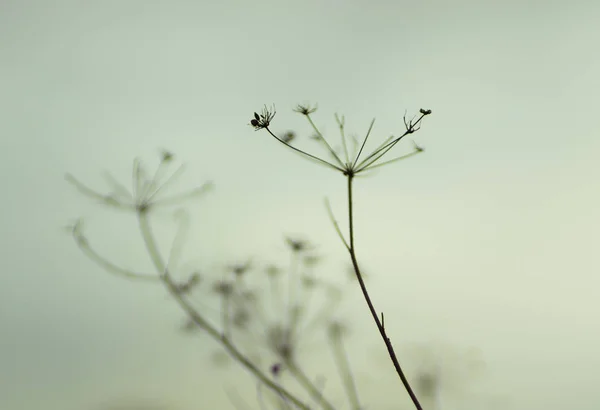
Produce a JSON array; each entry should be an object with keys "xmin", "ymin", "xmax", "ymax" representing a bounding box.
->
[
  {"xmin": 137, "ymin": 211, "xmax": 310, "ymax": 410},
  {"xmin": 328, "ymin": 331, "xmax": 361, "ymax": 410},
  {"xmin": 346, "ymin": 175, "xmax": 423, "ymax": 410},
  {"xmin": 222, "ymin": 294, "xmax": 231, "ymax": 340},
  {"xmin": 335, "ymin": 114, "xmax": 350, "ymax": 165},
  {"xmin": 287, "ymin": 251, "xmax": 298, "ymax": 337},
  {"xmin": 355, "ymin": 113, "xmax": 427, "ymax": 171},
  {"xmin": 357, "ymin": 149, "xmax": 423, "ymax": 173},
  {"xmin": 306, "ymin": 115, "xmax": 345, "ymax": 169},
  {"xmin": 264, "ymin": 127, "xmax": 344, "ymax": 173},
  {"xmin": 287, "ymin": 361, "xmax": 336, "ymax": 410}
]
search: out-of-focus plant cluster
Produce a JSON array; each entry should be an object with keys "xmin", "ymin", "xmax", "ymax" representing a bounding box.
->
[{"xmin": 66, "ymin": 104, "xmax": 494, "ymax": 410}]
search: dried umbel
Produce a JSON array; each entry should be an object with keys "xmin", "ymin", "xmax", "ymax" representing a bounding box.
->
[
  {"xmin": 65, "ymin": 150, "xmax": 212, "ymax": 215},
  {"xmin": 67, "ymin": 152, "xmax": 313, "ymax": 410},
  {"xmin": 248, "ymin": 103, "xmax": 433, "ymax": 410},
  {"xmin": 250, "ymin": 105, "xmax": 276, "ymax": 130},
  {"xmin": 249, "ymin": 103, "xmax": 431, "ymax": 176}
]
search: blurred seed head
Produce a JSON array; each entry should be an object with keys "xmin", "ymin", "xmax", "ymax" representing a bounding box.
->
[
  {"xmin": 266, "ymin": 323, "xmax": 295, "ymax": 363},
  {"xmin": 293, "ymin": 103, "xmax": 318, "ymax": 116},
  {"xmin": 212, "ymin": 280, "xmax": 234, "ymax": 297},
  {"xmin": 265, "ymin": 264, "xmax": 281, "ymax": 277},
  {"xmin": 285, "ymin": 237, "xmax": 311, "ymax": 253},
  {"xmin": 229, "ymin": 261, "xmax": 252, "ymax": 277},
  {"xmin": 281, "ymin": 131, "xmax": 296, "ymax": 143}
]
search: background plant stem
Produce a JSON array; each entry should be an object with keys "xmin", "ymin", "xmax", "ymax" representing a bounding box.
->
[{"xmin": 137, "ymin": 211, "xmax": 311, "ymax": 410}]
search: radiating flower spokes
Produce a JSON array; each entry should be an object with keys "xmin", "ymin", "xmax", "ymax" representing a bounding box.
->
[
  {"xmin": 65, "ymin": 150, "xmax": 213, "ymax": 214},
  {"xmin": 250, "ymin": 104, "xmax": 431, "ymax": 177}
]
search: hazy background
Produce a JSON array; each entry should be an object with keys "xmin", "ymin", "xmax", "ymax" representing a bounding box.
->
[{"xmin": 1, "ymin": 0, "xmax": 599, "ymax": 409}]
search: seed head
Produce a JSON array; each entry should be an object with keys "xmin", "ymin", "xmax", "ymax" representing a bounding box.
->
[
  {"xmin": 293, "ymin": 103, "xmax": 318, "ymax": 116},
  {"xmin": 250, "ymin": 105, "xmax": 276, "ymax": 130}
]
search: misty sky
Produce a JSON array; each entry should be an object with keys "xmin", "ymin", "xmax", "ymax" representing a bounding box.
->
[{"xmin": 1, "ymin": 1, "xmax": 599, "ymax": 409}]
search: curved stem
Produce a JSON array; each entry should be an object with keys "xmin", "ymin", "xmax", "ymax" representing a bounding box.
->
[
  {"xmin": 346, "ymin": 175, "xmax": 423, "ymax": 410},
  {"xmin": 264, "ymin": 127, "xmax": 344, "ymax": 173},
  {"xmin": 287, "ymin": 361, "xmax": 336, "ymax": 410},
  {"xmin": 137, "ymin": 211, "xmax": 311, "ymax": 410}
]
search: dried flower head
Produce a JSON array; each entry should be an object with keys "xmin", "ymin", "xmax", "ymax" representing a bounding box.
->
[
  {"xmin": 230, "ymin": 261, "xmax": 252, "ymax": 276},
  {"xmin": 285, "ymin": 237, "xmax": 310, "ymax": 253},
  {"xmin": 250, "ymin": 105, "xmax": 276, "ymax": 130},
  {"xmin": 65, "ymin": 152, "xmax": 212, "ymax": 215},
  {"xmin": 281, "ymin": 131, "xmax": 296, "ymax": 143},
  {"xmin": 415, "ymin": 370, "xmax": 440, "ymax": 398},
  {"xmin": 301, "ymin": 274, "xmax": 318, "ymax": 289},
  {"xmin": 252, "ymin": 102, "xmax": 431, "ymax": 177},
  {"xmin": 265, "ymin": 264, "xmax": 281, "ymax": 277},
  {"xmin": 174, "ymin": 272, "xmax": 201, "ymax": 294},
  {"xmin": 327, "ymin": 320, "xmax": 349, "ymax": 340},
  {"xmin": 231, "ymin": 308, "xmax": 251, "ymax": 329},
  {"xmin": 212, "ymin": 280, "xmax": 234, "ymax": 297},
  {"xmin": 160, "ymin": 149, "xmax": 174, "ymax": 162},
  {"xmin": 302, "ymin": 254, "xmax": 321, "ymax": 267},
  {"xmin": 267, "ymin": 323, "xmax": 295, "ymax": 362},
  {"xmin": 293, "ymin": 103, "xmax": 318, "ymax": 116}
]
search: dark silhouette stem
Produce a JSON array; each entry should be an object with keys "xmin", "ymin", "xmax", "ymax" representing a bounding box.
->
[{"xmin": 346, "ymin": 174, "xmax": 423, "ymax": 410}]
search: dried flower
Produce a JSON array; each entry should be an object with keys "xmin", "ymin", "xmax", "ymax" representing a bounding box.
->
[
  {"xmin": 301, "ymin": 274, "xmax": 318, "ymax": 289},
  {"xmin": 285, "ymin": 237, "xmax": 310, "ymax": 253},
  {"xmin": 264, "ymin": 265, "xmax": 281, "ymax": 279},
  {"xmin": 415, "ymin": 370, "xmax": 439, "ymax": 398},
  {"xmin": 174, "ymin": 272, "xmax": 201, "ymax": 294},
  {"xmin": 65, "ymin": 152, "xmax": 212, "ymax": 215},
  {"xmin": 267, "ymin": 324, "xmax": 295, "ymax": 362},
  {"xmin": 160, "ymin": 149, "xmax": 174, "ymax": 162},
  {"xmin": 230, "ymin": 261, "xmax": 252, "ymax": 276},
  {"xmin": 327, "ymin": 320, "xmax": 349, "ymax": 339},
  {"xmin": 250, "ymin": 105, "xmax": 276, "ymax": 130},
  {"xmin": 281, "ymin": 131, "xmax": 296, "ymax": 143},
  {"xmin": 232, "ymin": 308, "xmax": 251, "ymax": 328},
  {"xmin": 302, "ymin": 255, "xmax": 321, "ymax": 267},
  {"xmin": 212, "ymin": 280, "xmax": 234, "ymax": 296},
  {"xmin": 293, "ymin": 103, "xmax": 318, "ymax": 116},
  {"xmin": 253, "ymin": 103, "xmax": 430, "ymax": 176}
]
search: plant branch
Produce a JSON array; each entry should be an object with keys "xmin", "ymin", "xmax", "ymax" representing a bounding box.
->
[
  {"xmin": 306, "ymin": 114, "xmax": 345, "ymax": 169},
  {"xmin": 136, "ymin": 211, "xmax": 311, "ymax": 410},
  {"xmin": 325, "ymin": 198, "xmax": 350, "ymax": 250},
  {"xmin": 264, "ymin": 127, "xmax": 344, "ymax": 173},
  {"xmin": 287, "ymin": 361, "xmax": 336, "ymax": 410},
  {"xmin": 345, "ymin": 174, "xmax": 423, "ymax": 410},
  {"xmin": 328, "ymin": 328, "xmax": 361, "ymax": 410}
]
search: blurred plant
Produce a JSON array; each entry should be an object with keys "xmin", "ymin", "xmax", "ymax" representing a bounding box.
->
[
  {"xmin": 67, "ymin": 105, "xmax": 489, "ymax": 410},
  {"xmin": 182, "ymin": 237, "xmax": 358, "ymax": 410},
  {"xmin": 67, "ymin": 152, "xmax": 310, "ymax": 409},
  {"xmin": 408, "ymin": 343, "xmax": 487, "ymax": 410},
  {"xmin": 66, "ymin": 151, "xmax": 361, "ymax": 410},
  {"xmin": 250, "ymin": 103, "xmax": 431, "ymax": 410}
]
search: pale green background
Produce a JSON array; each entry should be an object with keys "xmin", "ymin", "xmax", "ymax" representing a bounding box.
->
[{"xmin": 1, "ymin": 0, "xmax": 599, "ymax": 409}]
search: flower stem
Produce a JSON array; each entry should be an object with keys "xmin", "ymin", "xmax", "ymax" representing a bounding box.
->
[
  {"xmin": 345, "ymin": 175, "xmax": 423, "ymax": 410},
  {"xmin": 287, "ymin": 361, "xmax": 336, "ymax": 410},
  {"xmin": 137, "ymin": 211, "xmax": 311, "ymax": 410}
]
